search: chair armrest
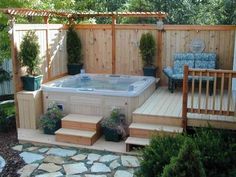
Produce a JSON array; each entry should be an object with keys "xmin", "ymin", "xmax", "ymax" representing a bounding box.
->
[{"xmin": 163, "ymin": 66, "xmax": 173, "ymax": 78}]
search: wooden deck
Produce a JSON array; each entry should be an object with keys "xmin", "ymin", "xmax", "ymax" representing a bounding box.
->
[{"xmin": 133, "ymin": 87, "xmax": 236, "ymax": 129}]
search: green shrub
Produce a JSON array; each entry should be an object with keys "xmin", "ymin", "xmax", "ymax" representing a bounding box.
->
[
  {"xmin": 139, "ymin": 32, "xmax": 156, "ymax": 66},
  {"xmin": 0, "ymin": 102, "xmax": 15, "ymax": 132},
  {"xmin": 193, "ymin": 128, "xmax": 236, "ymax": 177},
  {"xmin": 161, "ymin": 138, "xmax": 206, "ymax": 177},
  {"xmin": 137, "ymin": 127, "xmax": 236, "ymax": 177},
  {"xmin": 66, "ymin": 26, "xmax": 82, "ymax": 64},
  {"xmin": 136, "ymin": 134, "xmax": 184, "ymax": 177},
  {"xmin": 19, "ymin": 31, "xmax": 40, "ymax": 76}
]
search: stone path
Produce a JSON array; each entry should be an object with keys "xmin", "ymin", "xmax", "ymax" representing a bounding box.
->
[
  {"xmin": 0, "ymin": 155, "xmax": 6, "ymax": 173},
  {"xmin": 12, "ymin": 144, "xmax": 141, "ymax": 177}
]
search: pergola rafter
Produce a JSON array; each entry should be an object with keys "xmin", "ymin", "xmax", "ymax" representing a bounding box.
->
[{"xmin": 0, "ymin": 8, "xmax": 167, "ymax": 20}]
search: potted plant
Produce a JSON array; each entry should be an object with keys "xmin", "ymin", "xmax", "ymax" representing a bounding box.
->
[
  {"xmin": 100, "ymin": 108, "xmax": 128, "ymax": 142},
  {"xmin": 66, "ymin": 26, "xmax": 83, "ymax": 75},
  {"xmin": 40, "ymin": 103, "xmax": 63, "ymax": 135},
  {"xmin": 19, "ymin": 30, "xmax": 42, "ymax": 91},
  {"xmin": 139, "ymin": 32, "xmax": 156, "ymax": 77}
]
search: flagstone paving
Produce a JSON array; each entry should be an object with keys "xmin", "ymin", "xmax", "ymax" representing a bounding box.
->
[
  {"xmin": 12, "ymin": 144, "xmax": 140, "ymax": 177},
  {"xmin": 0, "ymin": 155, "xmax": 6, "ymax": 173}
]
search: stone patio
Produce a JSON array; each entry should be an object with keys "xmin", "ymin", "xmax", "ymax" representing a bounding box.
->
[{"xmin": 12, "ymin": 144, "xmax": 141, "ymax": 177}]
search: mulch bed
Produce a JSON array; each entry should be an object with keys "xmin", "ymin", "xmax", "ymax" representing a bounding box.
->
[{"xmin": 0, "ymin": 129, "xmax": 25, "ymax": 177}]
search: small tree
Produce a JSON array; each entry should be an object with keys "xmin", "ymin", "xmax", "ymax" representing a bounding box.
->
[
  {"xmin": 19, "ymin": 31, "xmax": 40, "ymax": 76},
  {"xmin": 139, "ymin": 32, "xmax": 156, "ymax": 66},
  {"xmin": 161, "ymin": 138, "xmax": 206, "ymax": 177},
  {"xmin": 66, "ymin": 26, "xmax": 82, "ymax": 64}
]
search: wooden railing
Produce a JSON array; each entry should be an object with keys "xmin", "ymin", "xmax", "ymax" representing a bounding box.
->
[{"xmin": 182, "ymin": 65, "xmax": 236, "ymax": 130}]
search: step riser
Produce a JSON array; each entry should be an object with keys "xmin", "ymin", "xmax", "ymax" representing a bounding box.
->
[
  {"xmin": 62, "ymin": 120, "xmax": 101, "ymax": 131},
  {"xmin": 130, "ymin": 128, "xmax": 178, "ymax": 138},
  {"xmin": 56, "ymin": 133, "xmax": 98, "ymax": 146},
  {"xmin": 133, "ymin": 114, "xmax": 182, "ymax": 127}
]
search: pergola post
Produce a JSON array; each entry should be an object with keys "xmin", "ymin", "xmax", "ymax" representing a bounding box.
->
[{"xmin": 9, "ymin": 16, "xmax": 20, "ymax": 128}]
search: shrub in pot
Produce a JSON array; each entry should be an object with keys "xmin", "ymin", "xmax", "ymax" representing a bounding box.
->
[
  {"xmin": 139, "ymin": 32, "xmax": 156, "ymax": 77},
  {"xmin": 100, "ymin": 108, "xmax": 128, "ymax": 142},
  {"xmin": 40, "ymin": 103, "xmax": 64, "ymax": 135},
  {"xmin": 66, "ymin": 26, "xmax": 83, "ymax": 75},
  {"xmin": 19, "ymin": 30, "xmax": 42, "ymax": 91}
]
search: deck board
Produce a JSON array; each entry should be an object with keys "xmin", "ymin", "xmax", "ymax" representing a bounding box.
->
[{"xmin": 134, "ymin": 87, "xmax": 236, "ymax": 123}]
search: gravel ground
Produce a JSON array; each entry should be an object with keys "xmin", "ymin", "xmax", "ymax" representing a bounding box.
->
[{"xmin": 0, "ymin": 129, "xmax": 25, "ymax": 177}]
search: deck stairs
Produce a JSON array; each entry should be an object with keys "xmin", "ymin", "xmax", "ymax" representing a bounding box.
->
[
  {"xmin": 55, "ymin": 114, "xmax": 103, "ymax": 146},
  {"xmin": 125, "ymin": 89, "xmax": 184, "ymax": 151}
]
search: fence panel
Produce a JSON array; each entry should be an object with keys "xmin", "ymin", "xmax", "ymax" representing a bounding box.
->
[{"xmin": 0, "ymin": 59, "xmax": 14, "ymax": 95}]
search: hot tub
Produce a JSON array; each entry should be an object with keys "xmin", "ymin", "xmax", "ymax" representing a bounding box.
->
[{"xmin": 42, "ymin": 74, "xmax": 156, "ymax": 123}]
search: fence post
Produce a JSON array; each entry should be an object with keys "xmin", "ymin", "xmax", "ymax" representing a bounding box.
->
[{"xmin": 182, "ymin": 65, "xmax": 189, "ymax": 131}]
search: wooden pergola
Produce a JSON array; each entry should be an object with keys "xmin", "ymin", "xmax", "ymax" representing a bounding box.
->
[
  {"xmin": 0, "ymin": 8, "xmax": 167, "ymax": 19},
  {"xmin": 1, "ymin": 8, "xmax": 167, "ymax": 75}
]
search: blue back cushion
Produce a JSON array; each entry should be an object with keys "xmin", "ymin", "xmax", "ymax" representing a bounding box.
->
[
  {"xmin": 173, "ymin": 53, "xmax": 194, "ymax": 74},
  {"xmin": 194, "ymin": 53, "xmax": 216, "ymax": 69}
]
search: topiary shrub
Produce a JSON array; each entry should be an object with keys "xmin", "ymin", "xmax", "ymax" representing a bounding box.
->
[
  {"xmin": 19, "ymin": 30, "xmax": 40, "ymax": 76},
  {"xmin": 66, "ymin": 26, "xmax": 82, "ymax": 65},
  {"xmin": 136, "ymin": 134, "xmax": 184, "ymax": 177},
  {"xmin": 139, "ymin": 32, "xmax": 156, "ymax": 67},
  {"xmin": 161, "ymin": 138, "xmax": 206, "ymax": 177}
]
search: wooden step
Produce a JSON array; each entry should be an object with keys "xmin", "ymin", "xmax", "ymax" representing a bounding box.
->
[
  {"xmin": 132, "ymin": 113, "xmax": 182, "ymax": 127},
  {"xmin": 55, "ymin": 128, "xmax": 99, "ymax": 146},
  {"xmin": 61, "ymin": 114, "xmax": 103, "ymax": 131},
  {"xmin": 129, "ymin": 123, "xmax": 183, "ymax": 138},
  {"xmin": 125, "ymin": 137, "xmax": 150, "ymax": 152}
]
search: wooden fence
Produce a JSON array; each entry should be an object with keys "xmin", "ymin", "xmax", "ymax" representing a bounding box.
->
[
  {"xmin": 0, "ymin": 59, "xmax": 13, "ymax": 95},
  {"xmin": 11, "ymin": 24, "xmax": 236, "ymax": 92}
]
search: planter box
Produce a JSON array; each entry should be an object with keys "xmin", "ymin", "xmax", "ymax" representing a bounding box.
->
[
  {"xmin": 102, "ymin": 127, "xmax": 122, "ymax": 142},
  {"xmin": 43, "ymin": 120, "xmax": 61, "ymax": 135},
  {"xmin": 143, "ymin": 66, "xmax": 157, "ymax": 77},
  {"xmin": 21, "ymin": 75, "xmax": 42, "ymax": 91},
  {"xmin": 67, "ymin": 64, "xmax": 83, "ymax": 75}
]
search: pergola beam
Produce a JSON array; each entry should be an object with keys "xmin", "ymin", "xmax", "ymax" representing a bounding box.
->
[{"xmin": 0, "ymin": 8, "xmax": 167, "ymax": 19}]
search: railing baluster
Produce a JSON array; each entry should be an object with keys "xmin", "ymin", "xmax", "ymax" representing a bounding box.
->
[
  {"xmin": 220, "ymin": 73, "xmax": 225, "ymax": 114},
  {"xmin": 182, "ymin": 65, "xmax": 189, "ymax": 131},
  {"xmin": 227, "ymin": 73, "xmax": 232, "ymax": 115},
  {"xmin": 205, "ymin": 71, "xmax": 209, "ymax": 114},
  {"xmin": 212, "ymin": 72, "xmax": 217, "ymax": 114},
  {"xmin": 191, "ymin": 71, "xmax": 195, "ymax": 112},
  {"xmin": 198, "ymin": 71, "xmax": 202, "ymax": 113}
]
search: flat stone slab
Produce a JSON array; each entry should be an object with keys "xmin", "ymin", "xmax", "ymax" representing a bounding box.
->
[
  {"xmin": 38, "ymin": 163, "xmax": 61, "ymax": 173},
  {"xmin": 109, "ymin": 160, "xmax": 120, "ymax": 169},
  {"xmin": 12, "ymin": 145, "xmax": 23, "ymax": 151},
  {"xmin": 87, "ymin": 153, "xmax": 101, "ymax": 162},
  {"xmin": 20, "ymin": 152, "xmax": 44, "ymax": 164},
  {"xmin": 71, "ymin": 154, "xmax": 87, "ymax": 161},
  {"xmin": 0, "ymin": 155, "xmax": 6, "ymax": 173},
  {"xmin": 26, "ymin": 146, "xmax": 39, "ymax": 151},
  {"xmin": 121, "ymin": 156, "xmax": 140, "ymax": 168},
  {"xmin": 90, "ymin": 163, "xmax": 111, "ymax": 173},
  {"xmin": 85, "ymin": 175, "xmax": 107, "ymax": 177},
  {"xmin": 38, "ymin": 148, "xmax": 49, "ymax": 153},
  {"xmin": 63, "ymin": 163, "xmax": 88, "ymax": 175},
  {"xmin": 43, "ymin": 156, "xmax": 65, "ymax": 165},
  {"xmin": 114, "ymin": 170, "xmax": 133, "ymax": 177},
  {"xmin": 99, "ymin": 155, "xmax": 119, "ymax": 163},
  {"xmin": 35, "ymin": 171, "xmax": 63, "ymax": 177},
  {"xmin": 47, "ymin": 148, "xmax": 77, "ymax": 157},
  {"xmin": 17, "ymin": 163, "xmax": 39, "ymax": 177}
]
